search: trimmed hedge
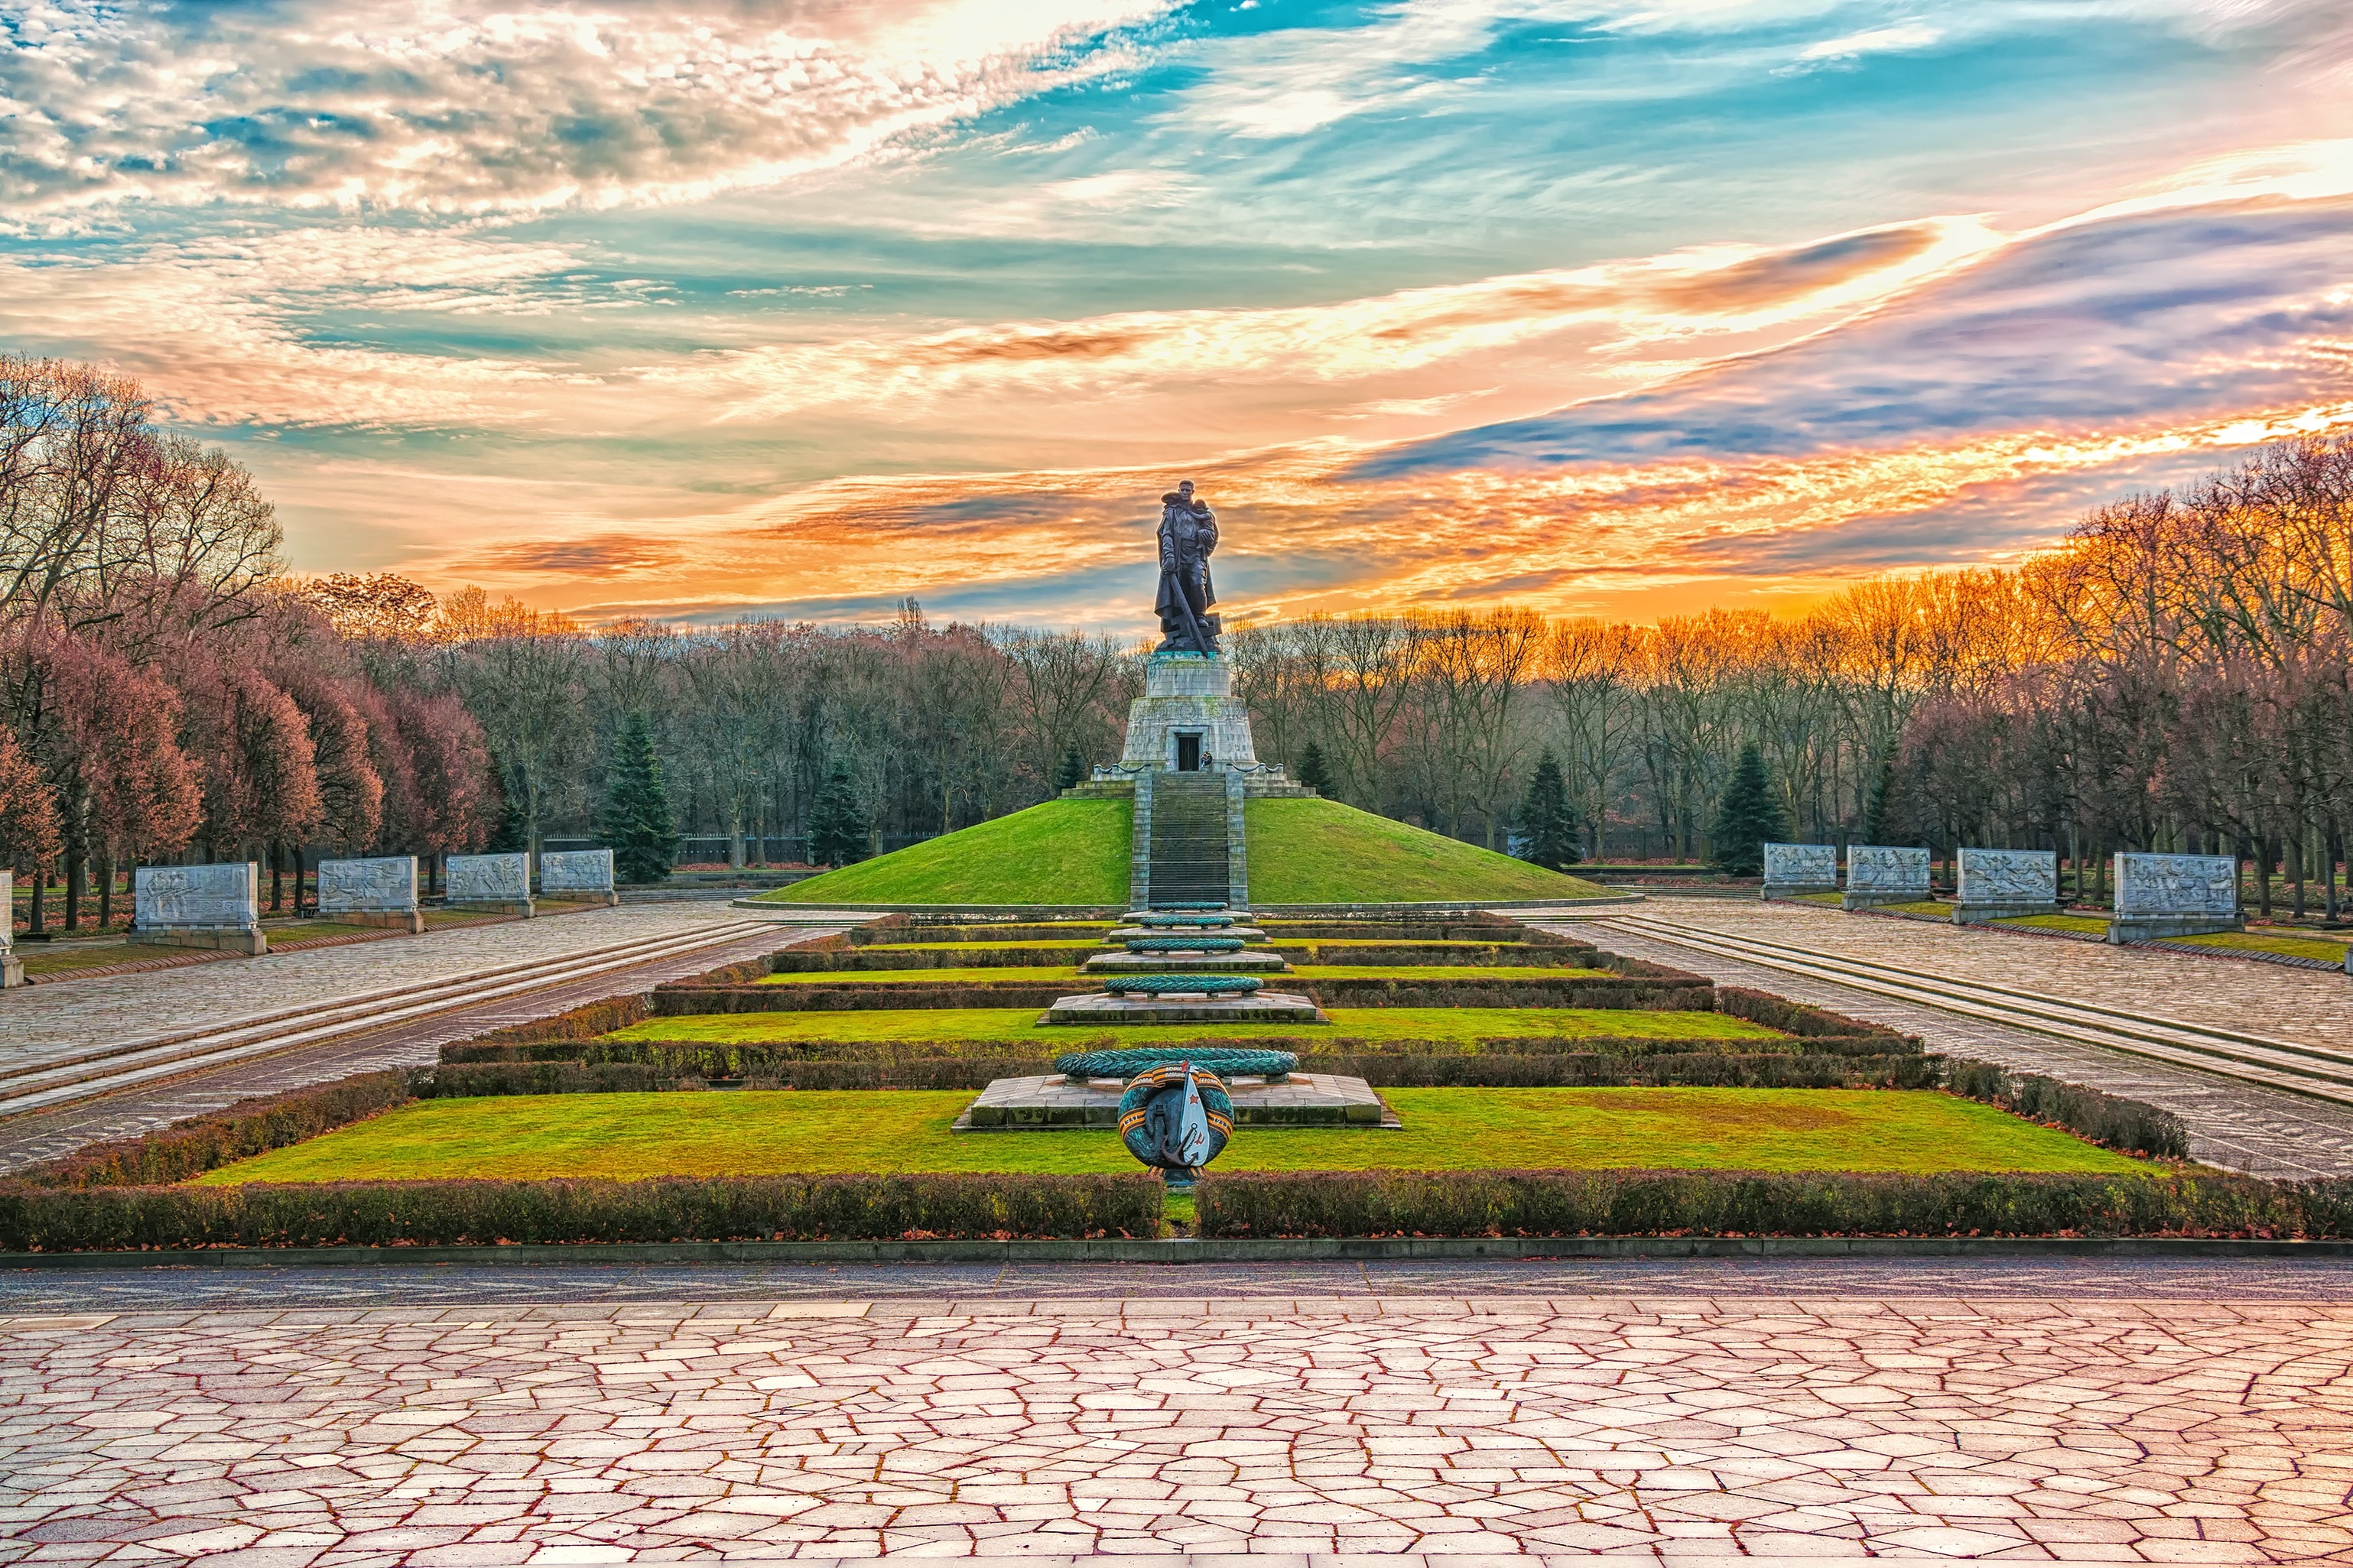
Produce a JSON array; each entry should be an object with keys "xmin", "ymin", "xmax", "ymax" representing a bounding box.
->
[
  {"xmin": 1306, "ymin": 1052, "xmax": 1940, "ymax": 1089},
  {"xmin": 1945, "ymin": 1059, "xmax": 2189, "ymax": 1159},
  {"xmin": 15, "ymin": 1073, "xmax": 415, "ymax": 1189},
  {"xmin": 1714, "ymin": 987, "xmax": 1909, "ymax": 1041},
  {"xmin": 765, "ymin": 946, "xmax": 1100, "ymax": 972},
  {"xmin": 645, "ymin": 975, "xmax": 1715, "ymax": 1014},
  {"xmin": 422, "ymin": 1062, "xmax": 704, "ymax": 1097},
  {"xmin": 850, "ymin": 918, "xmax": 1110, "ymax": 946},
  {"xmin": 0, "ymin": 1172, "xmax": 1163, "ymax": 1251},
  {"xmin": 1256, "ymin": 915, "xmax": 1575, "ymax": 943},
  {"xmin": 1192, "ymin": 1168, "xmax": 2347, "ymax": 1239}
]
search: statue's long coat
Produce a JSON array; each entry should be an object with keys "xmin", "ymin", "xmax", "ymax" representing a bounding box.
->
[{"xmin": 1155, "ymin": 497, "xmax": 1217, "ymax": 635}]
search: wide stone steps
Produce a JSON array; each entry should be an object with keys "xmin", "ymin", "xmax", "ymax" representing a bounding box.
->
[{"xmin": 1148, "ymin": 774, "xmax": 1230, "ymax": 906}]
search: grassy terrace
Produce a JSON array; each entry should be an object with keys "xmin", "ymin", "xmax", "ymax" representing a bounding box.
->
[
  {"xmin": 1245, "ymin": 798, "xmax": 1609, "ymax": 903},
  {"xmin": 753, "ymin": 965, "xmax": 1616, "ymax": 984},
  {"xmin": 766, "ymin": 799, "xmax": 1131, "ymax": 904},
  {"xmin": 609, "ymin": 1005, "xmax": 1783, "ymax": 1046},
  {"xmin": 194, "ymin": 1087, "xmax": 2143, "ymax": 1184},
  {"xmin": 1993, "ymin": 914, "xmax": 2111, "ymax": 936}
]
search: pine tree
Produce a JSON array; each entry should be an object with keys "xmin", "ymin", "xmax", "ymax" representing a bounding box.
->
[
  {"xmin": 1708, "ymin": 742, "xmax": 1788, "ymax": 876},
  {"xmin": 1295, "ymin": 740, "xmax": 1333, "ymax": 797},
  {"xmin": 1516, "ymin": 748, "xmax": 1580, "ymax": 870},
  {"xmin": 599, "ymin": 712, "xmax": 676, "ymax": 885},
  {"xmin": 485, "ymin": 762, "xmax": 528, "ymax": 854},
  {"xmin": 805, "ymin": 761, "xmax": 871, "ymax": 868},
  {"xmin": 1861, "ymin": 755, "xmax": 1899, "ymax": 844},
  {"xmin": 1055, "ymin": 745, "xmax": 1087, "ymax": 794}
]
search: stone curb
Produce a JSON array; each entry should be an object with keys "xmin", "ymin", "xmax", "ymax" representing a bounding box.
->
[{"xmin": 7, "ymin": 1234, "xmax": 2351, "ymax": 1268}]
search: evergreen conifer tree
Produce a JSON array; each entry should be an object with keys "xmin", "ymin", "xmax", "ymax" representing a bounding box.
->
[
  {"xmin": 1295, "ymin": 740, "xmax": 1333, "ymax": 796},
  {"xmin": 1516, "ymin": 748, "xmax": 1580, "ymax": 870},
  {"xmin": 806, "ymin": 762, "xmax": 871, "ymax": 868},
  {"xmin": 485, "ymin": 763, "xmax": 528, "ymax": 854},
  {"xmin": 599, "ymin": 712, "xmax": 676, "ymax": 885},
  {"xmin": 1054, "ymin": 745, "xmax": 1087, "ymax": 793},
  {"xmin": 1708, "ymin": 742, "xmax": 1788, "ymax": 876},
  {"xmin": 1861, "ymin": 755, "xmax": 1899, "ymax": 844}
]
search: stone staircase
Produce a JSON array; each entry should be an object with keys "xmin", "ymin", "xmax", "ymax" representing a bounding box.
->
[{"xmin": 1147, "ymin": 774, "xmax": 1233, "ymax": 907}]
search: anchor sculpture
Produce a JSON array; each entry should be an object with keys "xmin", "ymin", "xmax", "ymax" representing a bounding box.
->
[{"xmin": 1116, "ymin": 1060, "xmax": 1233, "ymax": 1183}]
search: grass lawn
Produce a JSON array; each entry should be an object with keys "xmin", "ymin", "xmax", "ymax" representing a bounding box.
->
[
  {"xmin": 1872, "ymin": 901, "xmax": 1952, "ymax": 917},
  {"xmin": 762, "ymin": 800, "xmax": 1129, "ymax": 905},
  {"xmin": 606, "ymin": 1005, "xmax": 1783, "ymax": 1046},
  {"xmin": 754, "ymin": 964, "xmax": 1614, "ymax": 985},
  {"xmin": 1994, "ymin": 914, "xmax": 2110, "ymax": 936},
  {"xmin": 193, "ymin": 1086, "xmax": 2146, "ymax": 1185},
  {"xmin": 1789, "ymin": 892, "xmax": 1843, "ymax": 905},
  {"xmin": 1245, "ymin": 798, "xmax": 1610, "ymax": 904},
  {"xmin": 2166, "ymin": 929, "xmax": 2349, "ymax": 963}
]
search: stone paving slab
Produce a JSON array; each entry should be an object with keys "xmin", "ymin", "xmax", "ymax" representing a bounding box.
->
[
  {"xmin": 958, "ymin": 1073, "xmax": 1392, "ymax": 1128},
  {"xmin": 2, "ymin": 1292, "xmax": 2347, "ymax": 1562},
  {"xmin": 10, "ymin": 1258, "xmax": 2353, "ymax": 1315},
  {"xmin": 1558, "ymin": 912, "xmax": 2353, "ymax": 1180}
]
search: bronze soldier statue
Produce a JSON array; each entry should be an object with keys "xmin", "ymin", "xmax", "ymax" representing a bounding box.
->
[{"xmin": 1155, "ymin": 479, "xmax": 1221, "ymax": 654}]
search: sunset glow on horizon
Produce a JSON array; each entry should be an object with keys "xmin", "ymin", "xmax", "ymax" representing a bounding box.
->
[{"xmin": 5, "ymin": 0, "xmax": 2350, "ymax": 633}]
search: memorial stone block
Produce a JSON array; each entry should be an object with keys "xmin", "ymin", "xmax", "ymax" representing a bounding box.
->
[
  {"xmin": 1760, "ymin": 842, "xmax": 1838, "ymax": 899},
  {"xmin": 318, "ymin": 855, "xmax": 423, "ymax": 932},
  {"xmin": 446, "ymin": 852, "xmax": 534, "ymax": 915},
  {"xmin": 541, "ymin": 848, "xmax": 618, "ymax": 904},
  {"xmin": 134, "ymin": 862, "xmax": 266, "ymax": 954},
  {"xmin": 2110, "ymin": 852, "xmax": 2241, "ymax": 943},
  {"xmin": 1953, "ymin": 846, "xmax": 2059, "ymax": 923},
  {"xmin": 1844, "ymin": 845, "xmax": 1932, "ymax": 910}
]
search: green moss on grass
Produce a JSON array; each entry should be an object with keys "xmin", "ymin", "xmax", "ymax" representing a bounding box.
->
[
  {"xmin": 606, "ymin": 1005, "xmax": 1781, "ymax": 1047},
  {"xmin": 193, "ymin": 1087, "xmax": 2144, "ymax": 1185},
  {"xmin": 1245, "ymin": 797, "xmax": 1610, "ymax": 904},
  {"xmin": 1994, "ymin": 914, "xmax": 2109, "ymax": 936},
  {"xmin": 762, "ymin": 799, "xmax": 1130, "ymax": 905}
]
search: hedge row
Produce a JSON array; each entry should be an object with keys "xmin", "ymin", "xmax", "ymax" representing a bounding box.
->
[
  {"xmin": 764, "ymin": 946, "xmax": 1103, "ymax": 973},
  {"xmin": 424, "ymin": 1057, "xmax": 1058, "ymax": 1094},
  {"xmin": 645, "ymin": 976, "xmax": 1717, "ymax": 1015},
  {"xmin": 1946, "ymin": 1059, "xmax": 2189, "ymax": 1159},
  {"xmin": 1714, "ymin": 988, "xmax": 1910, "ymax": 1041},
  {"xmin": 850, "ymin": 919, "xmax": 1108, "ymax": 946},
  {"xmin": 1269, "ymin": 943, "xmax": 1600, "ymax": 967},
  {"xmin": 15, "ymin": 1073, "xmax": 415, "ymax": 1190},
  {"xmin": 1307, "ymin": 1051, "xmax": 1941, "ymax": 1089},
  {"xmin": 1191, "ymin": 1168, "xmax": 2353, "ymax": 1238},
  {"xmin": 0, "ymin": 1172, "xmax": 1163, "ymax": 1251}
]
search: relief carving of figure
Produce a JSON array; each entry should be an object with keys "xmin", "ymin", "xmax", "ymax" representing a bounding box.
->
[{"xmin": 1155, "ymin": 479, "xmax": 1222, "ymax": 654}]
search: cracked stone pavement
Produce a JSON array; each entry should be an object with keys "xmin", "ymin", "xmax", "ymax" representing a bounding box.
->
[{"xmin": 4, "ymin": 1294, "xmax": 2350, "ymax": 1564}]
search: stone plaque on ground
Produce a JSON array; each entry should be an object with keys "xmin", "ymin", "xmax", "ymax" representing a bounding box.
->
[
  {"xmin": 2110, "ymin": 852, "xmax": 2241, "ymax": 943},
  {"xmin": 1953, "ymin": 847, "xmax": 2058, "ymax": 923},
  {"xmin": 446, "ymin": 852, "xmax": 534, "ymax": 914},
  {"xmin": 1844, "ymin": 845, "xmax": 1931, "ymax": 910},
  {"xmin": 541, "ymin": 848, "xmax": 617, "ymax": 903},
  {"xmin": 318, "ymin": 855, "xmax": 421, "ymax": 932},
  {"xmin": 134, "ymin": 862, "xmax": 266, "ymax": 954},
  {"xmin": 1760, "ymin": 842, "xmax": 1838, "ymax": 899}
]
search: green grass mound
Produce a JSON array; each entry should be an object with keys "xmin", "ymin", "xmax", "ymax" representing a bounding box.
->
[
  {"xmin": 762, "ymin": 798, "xmax": 1129, "ymax": 905},
  {"xmin": 608, "ymin": 1006, "xmax": 1779, "ymax": 1047},
  {"xmin": 196, "ymin": 1087, "xmax": 2143, "ymax": 1185},
  {"xmin": 1246, "ymin": 797, "xmax": 1609, "ymax": 903}
]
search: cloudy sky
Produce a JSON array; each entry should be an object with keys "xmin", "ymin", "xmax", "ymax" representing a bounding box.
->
[{"xmin": 5, "ymin": 0, "xmax": 2350, "ymax": 633}]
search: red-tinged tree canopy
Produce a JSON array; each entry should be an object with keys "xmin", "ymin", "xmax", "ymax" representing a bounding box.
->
[{"xmin": 0, "ymin": 724, "xmax": 60, "ymax": 874}]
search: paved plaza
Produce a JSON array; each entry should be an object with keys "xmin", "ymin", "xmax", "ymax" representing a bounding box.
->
[{"xmin": 4, "ymin": 1274, "xmax": 2350, "ymax": 1563}]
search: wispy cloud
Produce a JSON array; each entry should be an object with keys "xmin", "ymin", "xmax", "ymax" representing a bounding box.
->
[{"xmin": 0, "ymin": 0, "xmax": 1172, "ymax": 221}]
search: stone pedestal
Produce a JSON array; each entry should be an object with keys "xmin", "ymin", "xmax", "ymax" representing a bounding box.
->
[
  {"xmin": 542, "ymin": 849, "xmax": 619, "ymax": 904},
  {"xmin": 1844, "ymin": 846, "xmax": 1931, "ymax": 911},
  {"xmin": 1042, "ymin": 990, "xmax": 1326, "ymax": 1025},
  {"xmin": 1954, "ymin": 848, "xmax": 2059, "ymax": 924},
  {"xmin": 2108, "ymin": 852, "xmax": 2240, "ymax": 943},
  {"xmin": 1084, "ymin": 950, "xmax": 1290, "ymax": 975},
  {"xmin": 319, "ymin": 855, "xmax": 423, "ymax": 933},
  {"xmin": 133, "ymin": 863, "xmax": 267, "ymax": 955},
  {"xmin": 0, "ymin": 953, "xmax": 20, "ymax": 988},
  {"xmin": 0, "ymin": 872, "xmax": 16, "ymax": 987},
  {"xmin": 956, "ymin": 1072, "xmax": 1392, "ymax": 1130},
  {"xmin": 1761, "ymin": 843, "xmax": 1838, "ymax": 901},
  {"xmin": 1119, "ymin": 653, "xmax": 1259, "ymax": 773},
  {"xmin": 446, "ymin": 853, "xmax": 534, "ymax": 917}
]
